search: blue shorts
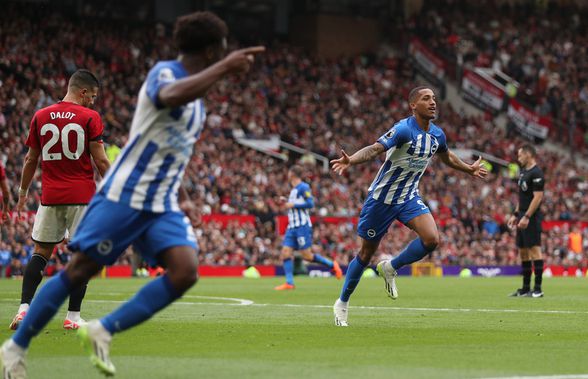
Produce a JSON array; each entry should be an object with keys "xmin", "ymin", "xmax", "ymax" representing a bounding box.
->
[
  {"xmin": 68, "ymin": 194, "xmax": 197, "ymax": 266},
  {"xmin": 357, "ymin": 195, "xmax": 431, "ymax": 241},
  {"xmin": 283, "ymin": 225, "xmax": 313, "ymax": 250}
]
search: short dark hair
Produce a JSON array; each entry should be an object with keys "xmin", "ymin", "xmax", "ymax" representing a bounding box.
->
[
  {"xmin": 68, "ymin": 69, "xmax": 100, "ymax": 90},
  {"xmin": 408, "ymin": 86, "xmax": 431, "ymax": 103},
  {"xmin": 173, "ymin": 11, "xmax": 228, "ymax": 54},
  {"xmin": 520, "ymin": 144, "xmax": 537, "ymax": 157},
  {"xmin": 289, "ymin": 164, "xmax": 304, "ymax": 179}
]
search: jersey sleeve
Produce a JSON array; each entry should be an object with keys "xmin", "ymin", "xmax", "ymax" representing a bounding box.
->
[
  {"xmin": 145, "ymin": 63, "xmax": 178, "ymax": 109},
  {"xmin": 88, "ymin": 113, "xmax": 105, "ymax": 142},
  {"xmin": 436, "ymin": 129, "xmax": 449, "ymax": 154},
  {"xmin": 531, "ymin": 170, "xmax": 545, "ymax": 192},
  {"xmin": 25, "ymin": 115, "xmax": 40, "ymax": 149},
  {"xmin": 377, "ymin": 122, "xmax": 411, "ymax": 150}
]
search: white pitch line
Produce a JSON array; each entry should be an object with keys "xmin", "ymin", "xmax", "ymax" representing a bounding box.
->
[
  {"xmin": 50, "ymin": 298, "xmax": 588, "ymax": 315},
  {"xmin": 487, "ymin": 376, "xmax": 588, "ymax": 379},
  {"xmin": 1, "ymin": 297, "xmax": 587, "ymax": 315}
]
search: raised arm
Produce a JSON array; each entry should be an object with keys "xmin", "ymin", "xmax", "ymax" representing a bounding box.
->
[
  {"xmin": 330, "ymin": 142, "xmax": 386, "ymax": 176},
  {"xmin": 437, "ymin": 150, "xmax": 488, "ymax": 179},
  {"xmin": 158, "ymin": 46, "xmax": 265, "ymax": 108}
]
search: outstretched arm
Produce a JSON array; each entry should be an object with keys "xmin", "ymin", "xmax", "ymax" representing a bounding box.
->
[
  {"xmin": 158, "ymin": 46, "xmax": 265, "ymax": 108},
  {"xmin": 330, "ymin": 142, "xmax": 386, "ymax": 175},
  {"xmin": 437, "ymin": 150, "xmax": 488, "ymax": 179}
]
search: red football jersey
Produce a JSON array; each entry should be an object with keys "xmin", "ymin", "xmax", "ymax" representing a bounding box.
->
[
  {"xmin": 0, "ymin": 162, "xmax": 5, "ymax": 181},
  {"xmin": 26, "ymin": 101, "xmax": 104, "ymax": 205}
]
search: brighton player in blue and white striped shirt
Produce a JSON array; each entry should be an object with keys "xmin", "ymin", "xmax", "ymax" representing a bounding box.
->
[
  {"xmin": 332, "ymin": 87, "xmax": 488, "ymax": 326},
  {"xmin": 1, "ymin": 12, "xmax": 264, "ymax": 377},
  {"xmin": 274, "ymin": 165, "xmax": 342, "ymax": 290}
]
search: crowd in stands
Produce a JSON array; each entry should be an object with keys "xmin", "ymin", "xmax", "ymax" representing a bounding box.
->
[
  {"xmin": 1, "ymin": 2, "xmax": 587, "ymax": 277},
  {"xmin": 409, "ymin": 0, "xmax": 588, "ymax": 153}
]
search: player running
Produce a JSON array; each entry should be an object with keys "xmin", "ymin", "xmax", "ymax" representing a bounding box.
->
[
  {"xmin": 1, "ymin": 11, "xmax": 264, "ymax": 378},
  {"xmin": 274, "ymin": 164, "xmax": 342, "ymax": 290},
  {"xmin": 9, "ymin": 69, "xmax": 111, "ymax": 331},
  {"xmin": 331, "ymin": 87, "xmax": 488, "ymax": 326}
]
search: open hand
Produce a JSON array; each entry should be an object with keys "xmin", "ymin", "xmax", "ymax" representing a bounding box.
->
[
  {"xmin": 470, "ymin": 157, "xmax": 488, "ymax": 179},
  {"xmin": 330, "ymin": 150, "xmax": 351, "ymax": 176}
]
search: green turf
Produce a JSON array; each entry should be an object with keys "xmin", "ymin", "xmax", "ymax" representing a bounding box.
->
[{"xmin": 1, "ymin": 276, "xmax": 587, "ymax": 379}]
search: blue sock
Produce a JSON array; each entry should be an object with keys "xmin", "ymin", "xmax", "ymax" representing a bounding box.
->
[
  {"xmin": 13, "ymin": 271, "xmax": 72, "ymax": 348},
  {"xmin": 100, "ymin": 274, "xmax": 180, "ymax": 335},
  {"xmin": 283, "ymin": 258, "xmax": 294, "ymax": 285},
  {"xmin": 339, "ymin": 256, "xmax": 367, "ymax": 302},
  {"xmin": 391, "ymin": 238, "xmax": 433, "ymax": 270},
  {"xmin": 312, "ymin": 253, "xmax": 334, "ymax": 268}
]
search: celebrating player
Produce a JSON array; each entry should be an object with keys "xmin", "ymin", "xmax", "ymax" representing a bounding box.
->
[
  {"xmin": 9, "ymin": 69, "xmax": 111, "ymax": 331},
  {"xmin": 331, "ymin": 87, "xmax": 488, "ymax": 326},
  {"xmin": 0, "ymin": 11, "xmax": 264, "ymax": 378},
  {"xmin": 274, "ymin": 164, "xmax": 342, "ymax": 290}
]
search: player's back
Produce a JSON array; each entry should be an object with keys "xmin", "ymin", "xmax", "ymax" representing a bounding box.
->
[
  {"xmin": 287, "ymin": 181, "xmax": 313, "ymax": 228},
  {"xmin": 27, "ymin": 101, "xmax": 104, "ymax": 205}
]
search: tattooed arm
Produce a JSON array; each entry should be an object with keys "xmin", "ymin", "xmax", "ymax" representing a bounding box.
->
[{"xmin": 331, "ymin": 142, "xmax": 386, "ymax": 175}]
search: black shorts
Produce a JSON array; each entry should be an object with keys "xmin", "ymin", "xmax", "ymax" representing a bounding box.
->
[{"xmin": 516, "ymin": 213, "xmax": 542, "ymax": 248}]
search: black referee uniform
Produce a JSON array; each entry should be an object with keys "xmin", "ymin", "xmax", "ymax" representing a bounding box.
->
[
  {"xmin": 511, "ymin": 164, "xmax": 545, "ymax": 297},
  {"xmin": 516, "ymin": 165, "xmax": 545, "ymax": 248}
]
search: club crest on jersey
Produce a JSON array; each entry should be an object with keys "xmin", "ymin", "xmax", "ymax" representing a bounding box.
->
[
  {"xmin": 429, "ymin": 136, "xmax": 439, "ymax": 155},
  {"xmin": 158, "ymin": 68, "xmax": 176, "ymax": 83},
  {"xmin": 97, "ymin": 240, "xmax": 113, "ymax": 255}
]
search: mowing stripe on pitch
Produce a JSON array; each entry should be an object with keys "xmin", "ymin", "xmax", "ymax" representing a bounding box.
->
[{"xmin": 479, "ymin": 375, "xmax": 588, "ymax": 379}]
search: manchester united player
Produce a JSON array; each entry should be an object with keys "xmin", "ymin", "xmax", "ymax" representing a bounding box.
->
[
  {"xmin": 10, "ymin": 69, "xmax": 110, "ymax": 330},
  {"xmin": 0, "ymin": 160, "xmax": 11, "ymax": 224}
]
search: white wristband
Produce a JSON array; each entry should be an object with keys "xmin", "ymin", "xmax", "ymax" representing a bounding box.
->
[{"xmin": 18, "ymin": 187, "xmax": 28, "ymax": 197}]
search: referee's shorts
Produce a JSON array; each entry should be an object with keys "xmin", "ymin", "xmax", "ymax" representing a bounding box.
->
[{"xmin": 516, "ymin": 212, "xmax": 543, "ymax": 248}]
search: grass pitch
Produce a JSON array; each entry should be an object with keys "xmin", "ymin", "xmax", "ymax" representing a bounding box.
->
[{"xmin": 0, "ymin": 276, "xmax": 587, "ymax": 379}]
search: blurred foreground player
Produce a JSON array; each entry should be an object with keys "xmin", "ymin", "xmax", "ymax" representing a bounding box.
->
[{"xmin": 1, "ymin": 11, "xmax": 264, "ymax": 378}]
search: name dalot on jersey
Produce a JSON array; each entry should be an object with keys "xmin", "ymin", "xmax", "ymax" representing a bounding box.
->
[{"xmin": 50, "ymin": 111, "xmax": 76, "ymax": 120}]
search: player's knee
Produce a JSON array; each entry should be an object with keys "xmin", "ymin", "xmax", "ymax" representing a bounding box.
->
[
  {"xmin": 169, "ymin": 266, "xmax": 198, "ymax": 292},
  {"xmin": 422, "ymin": 234, "xmax": 439, "ymax": 251}
]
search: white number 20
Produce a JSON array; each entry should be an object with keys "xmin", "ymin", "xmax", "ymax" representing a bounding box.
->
[{"xmin": 40, "ymin": 123, "xmax": 85, "ymax": 161}]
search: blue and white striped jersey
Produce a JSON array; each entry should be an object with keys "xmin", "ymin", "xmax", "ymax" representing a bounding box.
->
[
  {"xmin": 287, "ymin": 182, "xmax": 314, "ymax": 229},
  {"xmin": 99, "ymin": 60, "xmax": 206, "ymax": 213},
  {"xmin": 368, "ymin": 116, "xmax": 448, "ymax": 205}
]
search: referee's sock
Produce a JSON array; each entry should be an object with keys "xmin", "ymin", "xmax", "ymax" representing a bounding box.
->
[
  {"xmin": 533, "ymin": 259, "xmax": 544, "ymax": 291},
  {"xmin": 521, "ymin": 260, "xmax": 532, "ymax": 291}
]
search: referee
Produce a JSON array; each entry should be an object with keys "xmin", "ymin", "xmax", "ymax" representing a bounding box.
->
[{"xmin": 508, "ymin": 144, "xmax": 545, "ymax": 298}]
